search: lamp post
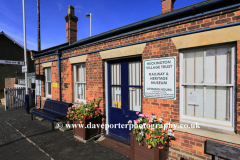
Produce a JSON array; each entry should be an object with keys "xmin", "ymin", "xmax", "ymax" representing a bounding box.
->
[
  {"xmin": 22, "ymin": 0, "xmax": 29, "ymax": 114},
  {"xmin": 86, "ymin": 13, "xmax": 91, "ymax": 36}
]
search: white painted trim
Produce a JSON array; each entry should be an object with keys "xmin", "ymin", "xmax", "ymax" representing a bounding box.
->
[
  {"xmin": 182, "ymin": 83, "xmax": 234, "ymax": 87},
  {"xmin": 179, "ymin": 53, "xmax": 183, "ymax": 121},
  {"xmin": 105, "ymin": 61, "xmax": 109, "ymax": 134},
  {"xmin": 232, "ymin": 46, "xmax": 236, "ymax": 131},
  {"xmin": 42, "ymin": 62, "xmax": 52, "ymax": 68},
  {"xmin": 180, "ymin": 119, "xmax": 234, "ymax": 132},
  {"xmin": 181, "ymin": 115, "xmax": 232, "ymax": 127}
]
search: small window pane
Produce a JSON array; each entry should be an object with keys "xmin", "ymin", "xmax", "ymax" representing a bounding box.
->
[
  {"xmin": 77, "ymin": 83, "xmax": 86, "ymax": 100},
  {"xmin": 205, "ymin": 49, "xmax": 215, "ymax": 83},
  {"xmin": 184, "ymin": 53, "xmax": 194, "ymax": 83},
  {"xmin": 46, "ymin": 68, "xmax": 51, "ymax": 81},
  {"xmin": 47, "ymin": 82, "xmax": 51, "ymax": 95},
  {"xmin": 111, "ymin": 64, "xmax": 121, "ymax": 85},
  {"xmin": 195, "ymin": 52, "xmax": 204, "ymax": 83},
  {"xmin": 129, "ymin": 87, "xmax": 141, "ymax": 112},
  {"xmin": 111, "ymin": 87, "xmax": 121, "ymax": 108},
  {"xmin": 217, "ymin": 48, "xmax": 231, "ymax": 84},
  {"xmin": 76, "ymin": 64, "xmax": 85, "ymax": 83},
  {"xmin": 205, "ymin": 86, "xmax": 230, "ymax": 121},
  {"xmin": 183, "ymin": 86, "xmax": 203, "ymax": 117},
  {"xmin": 194, "ymin": 86, "xmax": 204, "ymax": 118},
  {"xmin": 184, "ymin": 86, "xmax": 194, "ymax": 116},
  {"xmin": 216, "ymin": 87, "xmax": 230, "ymax": 121},
  {"xmin": 129, "ymin": 62, "xmax": 141, "ymax": 86}
]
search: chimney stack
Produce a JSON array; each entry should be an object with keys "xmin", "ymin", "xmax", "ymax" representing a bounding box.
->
[
  {"xmin": 161, "ymin": 0, "xmax": 175, "ymax": 14},
  {"xmin": 64, "ymin": 5, "xmax": 78, "ymax": 44}
]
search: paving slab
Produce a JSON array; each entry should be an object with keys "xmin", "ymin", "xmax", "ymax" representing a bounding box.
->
[{"xmin": 0, "ymin": 105, "xmax": 130, "ymax": 160}]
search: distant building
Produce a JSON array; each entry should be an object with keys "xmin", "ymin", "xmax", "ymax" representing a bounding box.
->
[{"xmin": 0, "ymin": 31, "xmax": 34, "ymax": 97}]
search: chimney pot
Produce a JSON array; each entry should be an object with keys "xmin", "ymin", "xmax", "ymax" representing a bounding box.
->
[{"xmin": 68, "ymin": 5, "xmax": 75, "ymax": 16}]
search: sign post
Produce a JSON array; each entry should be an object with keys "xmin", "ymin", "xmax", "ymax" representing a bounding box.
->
[{"xmin": 143, "ymin": 57, "xmax": 176, "ymax": 100}]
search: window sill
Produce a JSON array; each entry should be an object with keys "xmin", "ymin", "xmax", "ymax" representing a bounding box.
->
[
  {"xmin": 174, "ymin": 121, "xmax": 240, "ymax": 144},
  {"xmin": 42, "ymin": 97, "xmax": 52, "ymax": 101}
]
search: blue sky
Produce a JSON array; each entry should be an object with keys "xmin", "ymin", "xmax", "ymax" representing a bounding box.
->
[{"xmin": 0, "ymin": 0, "xmax": 205, "ymax": 50}]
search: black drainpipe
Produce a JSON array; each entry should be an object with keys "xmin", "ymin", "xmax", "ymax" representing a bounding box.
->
[{"xmin": 56, "ymin": 50, "xmax": 62, "ymax": 101}]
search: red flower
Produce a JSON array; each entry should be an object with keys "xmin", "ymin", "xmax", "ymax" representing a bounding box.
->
[
  {"xmin": 88, "ymin": 115, "xmax": 92, "ymax": 119},
  {"xmin": 95, "ymin": 111, "xmax": 98, "ymax": 114},
  {"xmin": 147, "ymin": 122, "xmax": 151, "ymax": 125},
  {"xmin": 84, "ymin": 115, "xmax": 87, "ymax": 119}
]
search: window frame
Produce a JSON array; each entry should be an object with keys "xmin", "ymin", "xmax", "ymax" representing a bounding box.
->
[
  {"xmin": 73, "ymin": 63, "xmax": 86, "ymax": 104},
  {"xmin": 45, "ymin": 68, "xmax": 52, "ymax": 98},
  {"xmin": 179, "ymin": 44, "xmax": 236, "ymax": 131}
]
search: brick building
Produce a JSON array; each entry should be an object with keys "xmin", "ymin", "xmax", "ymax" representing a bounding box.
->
[{"xmin": 33, "ymin": 0, "xmax": 240, "ymax": 159}]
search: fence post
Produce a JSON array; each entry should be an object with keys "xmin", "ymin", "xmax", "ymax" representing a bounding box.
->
[{"xmin": 4, "ymin": 88, "xmax": 6, "ymax": 111}]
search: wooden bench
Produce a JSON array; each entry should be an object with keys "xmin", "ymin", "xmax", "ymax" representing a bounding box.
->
[{"xmin": 31, "ymin": 99, "xmax": 72, "ymax": 130}]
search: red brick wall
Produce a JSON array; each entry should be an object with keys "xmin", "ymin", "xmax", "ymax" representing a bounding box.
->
[
  {"xmin": 61, "ymin": 59, "xmax": 73, "ymax": 103},
  {"xmin": 5, "ymin": 78, "xmax": 18, "ymax": 89},
  {"xmin": 35, "ymin": 8, "xmax": 240, "ymax": 159},
  {"xmin": 86, "ymin": 52, "xmax": 106, "ymax": 123}
]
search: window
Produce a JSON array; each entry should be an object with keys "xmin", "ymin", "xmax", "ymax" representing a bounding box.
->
[
  {"xmin": 180, "ymin": 45, "xmax": 235, "ymax": 130},
  {"xmin": 74, "ymin": 63, "xmax": 86, "ymax": 103},
  {"xmin": 45, "ymin": 68, "xmax": 51, "ymax": 97}
]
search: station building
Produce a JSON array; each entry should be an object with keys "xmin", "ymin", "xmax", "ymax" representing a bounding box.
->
[{"xmin": 33, "ymin": 0, "xmax": 240, "ymax": 159}]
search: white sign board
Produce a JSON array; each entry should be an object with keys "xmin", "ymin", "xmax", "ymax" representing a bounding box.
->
[
  {"xmin": 0, "ymin": 60, "xmax": 24, "ymax": 65},
  {"xmin": 143, "ymin": 57, "xmax": 176, "ymax": 100},
  {"xmin": 22, "ymin": 66, "xmax": 27, "ymax": 73},
  {"xmin": 188, "ymin": 91, "xmax": 199, "ymax": 105},
  {"xmin": 35, "ymin": 80, "xmax": 42, "ymax": 96},
  {"xmin": 115, "ymin": 90, "xmax": 121, "ymax": 95},
  {"xmin": 78, "ymin": 87, "xmax": 82, "ymax": 95}
]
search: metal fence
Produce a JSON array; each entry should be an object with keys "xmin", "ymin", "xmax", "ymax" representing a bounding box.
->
[{"xmin": 4, "ymin": 88, "xmax": 33, "ymax": 111}]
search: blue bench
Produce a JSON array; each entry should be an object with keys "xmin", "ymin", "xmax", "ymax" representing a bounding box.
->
[{"xmin": 31, "ymin": 99, "xmax": 72, "ymax": 130}]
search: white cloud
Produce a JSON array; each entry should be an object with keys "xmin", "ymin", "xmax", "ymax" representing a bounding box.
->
[
  {"xmin": 75, "ymin": 5, "xmax": 82, "ymax": 13},
  {"xmin": 57, "ymin": 3, "xmax": 63, "ymax": 10},
  {"xmin": 0, "ymin": 2, "xmax": 20, "ymax": 23}
]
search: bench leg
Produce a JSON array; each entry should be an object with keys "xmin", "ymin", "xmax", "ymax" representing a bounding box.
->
[{"xmin": 52, "ymin": 121, "xmax": 54, "ymax": 131}]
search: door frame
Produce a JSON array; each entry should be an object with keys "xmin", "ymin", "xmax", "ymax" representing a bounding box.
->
[{"xmin": 104, "ymin": 56, "xmax": 142, "ymax": 138}]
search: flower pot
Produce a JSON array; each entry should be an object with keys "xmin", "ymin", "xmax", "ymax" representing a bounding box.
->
[
  {"xmin": 130, "ymin": 133, "xmax": 169, "ymax": 160},
  {"xmin": 73, "ymin": 117, "xmax": 101, "ymax": 140}
]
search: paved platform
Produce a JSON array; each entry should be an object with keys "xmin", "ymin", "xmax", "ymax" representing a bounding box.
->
[{"xmin": 0, "ymin": 105, "xmax": 130, "ymax": 160}]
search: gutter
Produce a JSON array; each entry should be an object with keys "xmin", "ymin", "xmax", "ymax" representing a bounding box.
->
[{"xmin": 33, "ymin": 0, "xmax": 239, "ymax": 58}]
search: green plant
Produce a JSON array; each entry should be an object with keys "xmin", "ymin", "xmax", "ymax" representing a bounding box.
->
[
  {"xmin": 132, "ymin": 112, "xmax": 174, "ymax": 149},
  {"xmin": 66, "ymin": 98, "xmax": 102, "ymax": 121}
]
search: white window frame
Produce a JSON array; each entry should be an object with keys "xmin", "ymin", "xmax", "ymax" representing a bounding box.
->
[
  {"xmin": 179, "ymin": 44, "xmax": 236, "ymax": 131},
  {"xmin": 73, "ymin": 63, "xmax": 86, "ymax": 103},
  {"xmin": 45, "ymin": 68, "xmax": 52, "ymax": 98}
]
